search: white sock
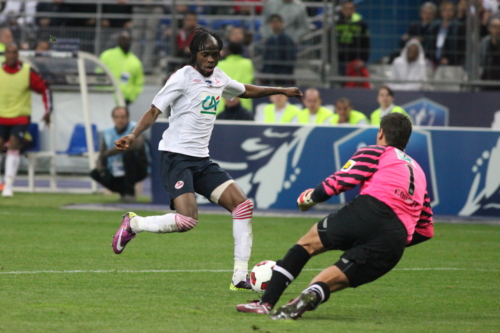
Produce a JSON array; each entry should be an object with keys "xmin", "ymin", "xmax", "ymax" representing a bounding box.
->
[
  {"xmin": 4, "ymin": 150, "xmax": 20, "ymax": 189},
  {"xmin": 232, "ymin": 199, "xmax": 254, "ymax": 283},
  {"xmin": 129, "ymin": 213, "xmax": 198, "ymax": 234}
]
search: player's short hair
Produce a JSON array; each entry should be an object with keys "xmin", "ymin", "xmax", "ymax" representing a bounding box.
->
[
  {"xmin": 268, "ymin": 14, "xmax": 283, "ymax": 23},
  {"xmin": 111, "ymin": 106, "xmax": 129, "ymax": 118},
  {"xmin": 336, "ymin": 97, "xmax": 352, "ymax": 107},
  {"xmin": 379, "ymin": 85, "xmax": 394, "ymax": 97},
  {"xmin": 188, "ymin": 27, "xmax": 223, "ymax": 66},
  {"xmin": 380, "ymin": 113, "xmax": 412, "ymax": 151}
]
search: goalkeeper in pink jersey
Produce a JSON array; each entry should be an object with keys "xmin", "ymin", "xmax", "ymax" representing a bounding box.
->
[{"xmin": 237, "ymin": 112, "xmax": 434, "ymax": 319}]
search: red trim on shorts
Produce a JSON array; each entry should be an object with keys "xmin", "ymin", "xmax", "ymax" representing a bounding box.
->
[{"xmin": 0, "ymin": 116, "xmax": 30, "ymax": 126}]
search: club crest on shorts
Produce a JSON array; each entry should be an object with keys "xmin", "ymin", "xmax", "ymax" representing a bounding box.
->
[{"xmin": 175, "ymin": 181, "xmax": 184, "ymax": 189}]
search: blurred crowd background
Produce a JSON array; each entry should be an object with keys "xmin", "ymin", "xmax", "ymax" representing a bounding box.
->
[{"xmin": 2, "ymin": 0, "xmax": 500, "ymax": 92}]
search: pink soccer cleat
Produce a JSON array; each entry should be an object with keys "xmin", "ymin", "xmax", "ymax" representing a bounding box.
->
[
  {"xmin": 112, "ymin": 212, "xmax": 137, "ymax": 254},
  {"xmin": 236, "ymin": 300, "xmax": 273, "ymax": 315}
]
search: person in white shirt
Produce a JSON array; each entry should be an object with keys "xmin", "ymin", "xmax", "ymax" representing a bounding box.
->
[
  {"xmin": 388, "ymin": 39, "xmax": 428, "ymax": 91},
  {"xmin": 112, "ymin": 27, "xmax": 303, "ymax": 291}
]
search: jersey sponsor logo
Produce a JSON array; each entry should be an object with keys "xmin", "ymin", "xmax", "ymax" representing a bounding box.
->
[
  {"xmin": 395, "ymin": 149, "xmax": 415, "ymax": 166},
  {"xmin": 175, "ymin": 181, "xmax": 184, "ymax": 189},
  {"xmin": 193, "ymin": 79, "xmax": 201, "ymax": 83},
  {"xmin": 199, "ymin": 92, "xmax": 221, "ymax": 116},
  {"xmin": 340, "ymin": 159, "xmax": 356, "ymax": 172}
]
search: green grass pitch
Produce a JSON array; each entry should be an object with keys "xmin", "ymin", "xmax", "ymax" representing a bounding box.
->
[{"xmin": 0, "ymin": 193, "xmax": 499, "ymax": 333}]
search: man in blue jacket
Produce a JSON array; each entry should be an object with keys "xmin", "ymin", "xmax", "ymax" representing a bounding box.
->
[{"xmin": 90, "ymin": 106, "xmax": 149, "ymax": 203}]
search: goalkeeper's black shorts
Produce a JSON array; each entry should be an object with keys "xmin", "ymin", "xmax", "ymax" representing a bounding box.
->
[{"xmin": 317, "ymin": 194, "xmax": 407, "ymax": 288}]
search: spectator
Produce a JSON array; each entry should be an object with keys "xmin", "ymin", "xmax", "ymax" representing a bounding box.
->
[
  {"xmin": 261, "ymin": 14, "xmax": 297, "ymax": 86},
  {"xmin": 0, "ymin": 1, "xmax": 37, "ymax": 27},
  {"xmin": 370, "ymin": 86, "xmax": 410, "ymax": 125},
  {"xmin": 100, "ymin": 31, "xmax": 144, "ymax": 106},
  {"xmin": 480, "ymin": 18, "xmax": 500, "ymax": 90},
  {"xmin": 336, "ymin": 1, "xmax": 370, "ymax": 75},
  {"xmin": 400, "ymin": 2, "xmax": 437, "ymax": 49},
  {"xmin": 0, "ymin": 43, "xmax": 52, "ymax": 197},
  {"xmin": 36, "ymin": 0, "xmax": 72, "ymax": 27},
  {"xmin": 0, "ymin": 28, "xmax": 14, "ymax": 54},
  {"xmin": 90, "ymin": 106, "xmax": 149, "ymax": 203},
  {"xmin": 255, "ymin": 94, "xmax": 300, "ymax": 123},
  {"xmin": 35, "ymin": 40, "xmax": 50, "ymax": 52},
  {"xmin": 224, "ymin": 27, "xmax": 250, "ymax": 58},
  {"xmin": 103, "ymin": 1, "xmax": 133, "ymax": 28},
  {"xmin": 330, "ymin": 97, "xmax": 368, "ymax": 125},
  {"xmin": 217, "ymin": 42, "xmax": 254, "ymax": 112},
  {"xmin": 234, "ymin": 0, "xmax": 263, "ymax": 15},
  {"xmin": 0, "ymin": 28, "xmax": 13, "ymax": 63},
  {"xmin": 176, "ymin": 11, "xmax": 198, "ymax": 59},
  {"xmin": 345, "ymin": 59, "xmax": 371, "ymax": 89},
  {"xmin": 456, "ymin": 0, "xmax": 493, "ymax": 38},
  {"xmin": 216, "ymin": 97, "xmax": 254, "ymax": 121},
  {"xmin": 298, "ymin": 88, "xmax": 333, "ymax": 124},
  {"xmin": 427, "ymin": 1, "xmax": 465, "ymax": 66},
  {"xmin": 389, "ymin": 39, "xmax": 428, "ymax": 91},
  {"xmin": 260, "ymin": 0, "xmax": 309, "ymax": 43}
]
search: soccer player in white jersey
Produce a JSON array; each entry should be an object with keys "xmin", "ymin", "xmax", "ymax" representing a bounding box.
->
[{"xmin": 112, "ymin": 28, "xmax": 303, "ymax": 291}]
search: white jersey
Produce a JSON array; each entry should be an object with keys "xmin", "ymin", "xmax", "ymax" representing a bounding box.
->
[{"xmin": 152, "ymin": 66, "xmax": 246, "ymax": 157}]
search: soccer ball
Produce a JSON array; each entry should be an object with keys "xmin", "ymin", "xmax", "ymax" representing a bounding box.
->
[{"xmin": 250, "ymin": 260, "xmax": 276, "ymax": 293}]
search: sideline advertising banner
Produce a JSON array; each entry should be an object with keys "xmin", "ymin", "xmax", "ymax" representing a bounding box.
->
[{"xmin": 151, "ymin": 122, "xmax": 500, "ymax": 217}]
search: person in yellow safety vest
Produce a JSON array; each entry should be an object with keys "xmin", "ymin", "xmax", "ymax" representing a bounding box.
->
[
  {"xmin": 100, "ymin": 31, "xmax": 144, "ymax": 106},
  {"xmin": 256, "ymin": 94, "xmax": 301, "ymax": 123},
  {"xmin": 370, "ymin": 85, "xmax": 410, "ymax": 125},
  {"xmin": 330, "ymin": 97, "xmax": 368, "ymax": 125},
  {"xmin": 298, "ymin": 88, "xmax": 333, "ymax": 124}
]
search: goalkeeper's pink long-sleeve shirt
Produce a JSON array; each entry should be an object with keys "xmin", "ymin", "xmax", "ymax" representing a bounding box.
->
[{"xmin": 321, "ymin": 145, "xmax": 434, "ymax": 244}]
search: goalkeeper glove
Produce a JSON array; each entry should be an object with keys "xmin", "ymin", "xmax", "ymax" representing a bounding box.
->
[{"xmin": 297, "ymin": 188, "xmax": 316, "ymax": 212}]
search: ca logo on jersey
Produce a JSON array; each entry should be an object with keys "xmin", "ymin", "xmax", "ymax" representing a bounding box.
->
[{"xmin": 199, "ymin": 92, "xmax": 220, "ymax": 116}]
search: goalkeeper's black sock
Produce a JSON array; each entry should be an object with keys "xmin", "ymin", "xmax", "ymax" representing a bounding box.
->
[
  {"xmin": 304, "ymin": 282, "xmax": 331, "ymax": 310},
  {"xmin": 261, "ymin": 244, "xmax": 311, "ymax": 306}
]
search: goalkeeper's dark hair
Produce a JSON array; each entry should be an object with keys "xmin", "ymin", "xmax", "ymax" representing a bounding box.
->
[
  {"xmin": 380, "ymin": 113, "xmax": 412, "ymax": 151},
  {"xmin": 188, "ymin": 27, "xmax": 223, "ymax": 66}
]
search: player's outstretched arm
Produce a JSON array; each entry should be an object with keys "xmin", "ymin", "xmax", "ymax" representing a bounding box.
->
[
  {"xmin": 239, "ymin": 85, "xmax": 303, "ymax": 102},
  {"xmin": 115, "ymin": 106, "xmax": 161, "ymax": 150}
]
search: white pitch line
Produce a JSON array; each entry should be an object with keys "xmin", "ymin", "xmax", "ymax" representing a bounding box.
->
[{"xmin": 0, "ymin": 267, "xmax": 498, "ymax": 275}]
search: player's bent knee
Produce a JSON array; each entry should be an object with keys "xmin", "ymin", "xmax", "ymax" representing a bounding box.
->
[
  {"xmin": 232, "ymin": 199, "xmax": 254, "ymax": 219},
  {"xmin": 175, "ymin": 214, "xmax": 198, "ymax": 232}
]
